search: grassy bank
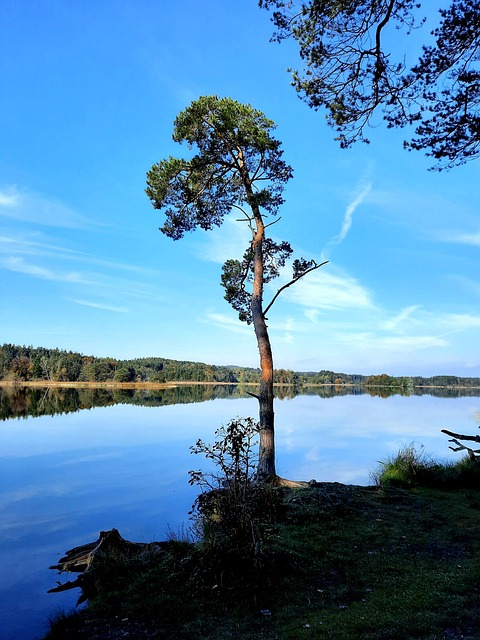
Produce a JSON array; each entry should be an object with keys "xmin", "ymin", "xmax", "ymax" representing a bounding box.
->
[{"xmin": 45, "ymin": 477, "xmax": 480, "ymax": 639}]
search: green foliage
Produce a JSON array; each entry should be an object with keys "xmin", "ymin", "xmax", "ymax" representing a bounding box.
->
[
  {"xmin": 146, "ymin": 95, "xmax": 292, "ymax": 241},
  {"xmin": 11, "ymin": 355, "xmax": 32, "ymax": 381},
  {"xmin": 373, "ymin": 443, "xmax": 480, "ymax": 489},
  {"xmin": 373, "ymin": 444, "xmax": 438, "ymax": 488},
  {"xmin": 404, "ymin": 0, "xmax": 480, "ymax": 166},
  {"xmin": 220, "ymin": 255, "xmax": 254, "ymax": 323},
  {"xmin": 220, "ymin": 239, "xmax": 294, "ymax": 324},
  {"xmin": 0, "ymin": 343, "xmax": 256, "ymax": 384},
  {"xmin": 261, "ymin": 0, "xmax": 480, "ymax": 169},
  {"xmin": 113, "ymin": 366, "xmax": 135, "ymax": 383},
  {"xmin": 3, "ymin": 343, "xmax": 480, "ymax": 394},
  {"xmin": 188, "ymin": 417, "xmax": 283, "ymax": 589},
  {"xmin": 45, "ymin": 484, "xmax": 480, "ymax": 639},
  {"xmin": 365, "ymin": 373, "xmax": 414, "ymax": 396},
  {"xmin": 145, "ymin": 95, "xmax": 308, "ymax": 333}
]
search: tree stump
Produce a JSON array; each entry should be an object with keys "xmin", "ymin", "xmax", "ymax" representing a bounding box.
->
[{"xmin": 49, "ymin": 528, "xmax": 167, "ymax": 605}]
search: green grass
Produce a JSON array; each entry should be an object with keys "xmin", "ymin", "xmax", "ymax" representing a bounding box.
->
[
  {"xmin": 372, "ymin": 443, "xmax": 480, "ymax": 489},
  {"xmin": 45, "ymin": 479, "xmax": 480, "ymax": 639},
  {"xmin": 273, "ymin": 485, "xmax": 480, "ymax": 639}
]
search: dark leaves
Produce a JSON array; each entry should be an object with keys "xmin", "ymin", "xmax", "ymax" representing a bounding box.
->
[
  {"xmin": 292, "ymin": 257, "xmax": 316, "ymax": 279},
  {"xmin": 261, "ymin": 0, "xmax": 480, "ymax": 168},
  {"xmin": 221, "ymin": 256, "xmax": 254, "ymax": 324},
  {"xmin": 146, "ymin": 96, "xmax": 293, "ymax": 239},
  {"xmin": 221, "ymin": 240, "xmax": 294, "ymax": 323}
]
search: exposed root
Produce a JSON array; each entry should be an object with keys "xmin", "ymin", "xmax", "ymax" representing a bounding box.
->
[
  {"xmin": 273, "ymin": 476, "xmax": 320, "ymax": 488},
  {"xmin": 49, "ymin": 528, "xmax": 167, "ymax": 605}
]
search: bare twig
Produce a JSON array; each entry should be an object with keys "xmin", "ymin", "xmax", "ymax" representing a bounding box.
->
[{"xmin": 263, "ymin": 260, "xmax": 328, "ymax": 317}]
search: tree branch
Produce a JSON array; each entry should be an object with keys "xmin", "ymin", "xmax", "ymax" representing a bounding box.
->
[
  {"xmin": 263, "ymin": 260, "xmax": 328, "ymax": 317},
  {"xmin": 441, "ymin": 428, "xmax": 480, "ymax": 443},
  {"xmin": 264, "ymin": 216, "xmax": 282, "ymax": 229}
]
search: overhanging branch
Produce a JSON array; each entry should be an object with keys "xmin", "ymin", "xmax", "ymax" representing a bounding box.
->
[
  {"xmin": 263, "ymin": 260, "xmax": 328, "ymax": 317},
  {"xmin": 441, "ymin": 428, "xmax": 480, "ymax": 461}
]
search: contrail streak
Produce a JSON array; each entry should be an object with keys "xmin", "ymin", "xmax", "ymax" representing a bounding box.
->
[{"xmin": 321, "ymin": 181, "xmax": 372, "ymax": 260}]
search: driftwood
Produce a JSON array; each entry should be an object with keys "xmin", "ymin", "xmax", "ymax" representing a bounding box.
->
[
  {"xmin": 49, "ymin": 528, "xmax": 167, "ymax": 605},
  {"xmin": 441, "ymin": 428, "xmax": 480, "ymax": 461}
]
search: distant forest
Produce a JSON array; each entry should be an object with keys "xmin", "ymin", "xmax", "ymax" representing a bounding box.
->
[{"xmin": 1, "ymin": 343, "xmax": 480, "ymax": 389}]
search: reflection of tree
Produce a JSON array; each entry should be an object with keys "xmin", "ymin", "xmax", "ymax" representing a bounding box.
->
[
  {"xmin": 1, "ymin": 383, "xmax": 479, "ymax": 420},
  {"xmin": 0, "ymin": 385, "xmax": 254, "ymax": 420}
]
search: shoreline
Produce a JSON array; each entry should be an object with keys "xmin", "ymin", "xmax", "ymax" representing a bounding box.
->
[{"xmin": 1, "ymin": 380, "xmax": 479, "ymax": 391}]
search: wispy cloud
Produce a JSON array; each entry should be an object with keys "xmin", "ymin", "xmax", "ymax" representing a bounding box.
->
[
  {"xmin": 1, "ymin": 256, "xmax": 94, "ymax": 284},
  {"xmin": 0, "ymin": 185, "xmax": 95, "ymax": 229},
  {"xmin": 196, "ymin": 214, "xmax": 251, "ymax": 264},
  {"xmin": 435, "ymin": 229, "xmax": 480, "ymax": 246},
  {"xmin": 281, "ymin": 268, "xmax": 374, "ymax": 311},
  {"xmin": 321, "ymin": 179, "xmax": 372, "ymax": 260},
  {"xmin": 437, "ymin": 313, "xmax": 480, "ymax": 333},
  {"xmin": 0, "ymin": 190, "xmax": 20, "ymax": 207},
  {"xmin": 202, "ymin": 311, "xmax": 252, "ymax": 336},
  {"xmin": 371, "ymin": 334, "xmax": 448, "ymax": 350},
  {"xmin": 343, "ymin": 310, "xmax": 480, "ymax": 351},
  {"xmin": 0, "ymin": 237, "xmax": 166, "ymax": 308},
  {"xmin": 304, "ymin": 309, "xmax": 322, "ymax": 323},
  {"xmin": 381, "ymin": 305, "xmax": 421, "ymax": 332},
  {"xmin": 70, "ymin": 299, "xmax": 129, "ymax": 313},
  {"xmin": 0, "ymin": 233, "xmax": 155, "ymax": 275}
]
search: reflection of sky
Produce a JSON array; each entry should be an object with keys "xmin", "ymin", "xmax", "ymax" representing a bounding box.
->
[
  {"xmin": 0, "ymin": 394, "xmax": 478, "ymax": 639},
  {"xmin": 275, "ymin": 394, "xmax": 479, "ymax": 483}
]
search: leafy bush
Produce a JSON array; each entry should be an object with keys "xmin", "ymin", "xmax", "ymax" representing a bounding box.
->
[{"xmin": 188, "ymin": 417, "xmax": 283, "ymax": 590}]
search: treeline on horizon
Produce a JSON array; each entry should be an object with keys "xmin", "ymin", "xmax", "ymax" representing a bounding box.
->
[{"xmin": 1, "ymin": 343, "xmax": 479, "ymax": 390}]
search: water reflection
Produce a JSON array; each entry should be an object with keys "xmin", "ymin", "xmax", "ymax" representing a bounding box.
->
[
  {"xmin": 0, "ymin": 384, "xmax": 247, "ymax": 420},
  {"xmin": 1, "ymin": 383, "xmax": 478, "ymax": 421},
  {"xmin": 1, "ymin": 386, "xmax": 479, "ymax": 640}
]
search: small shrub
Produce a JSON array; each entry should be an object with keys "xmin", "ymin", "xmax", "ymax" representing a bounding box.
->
[
  {"xmin": 444, "ymin": 454, "xmax": 480, "ymax": 488},
  {"xmin": 374, "ymin": 444, "xmax": 480, "ymax": 489},
  {"xmin": 188, "ymin": 417, "xmax": 283, "ymax": 590},
  {"xmin": 373, "ymin": 444, "xmax": 438, "ymax": 488}
]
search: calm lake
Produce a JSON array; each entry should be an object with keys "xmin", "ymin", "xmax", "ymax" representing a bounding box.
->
[{"xmin": 1, "ymin": 384, "xmax": 479, "ymax": 640}]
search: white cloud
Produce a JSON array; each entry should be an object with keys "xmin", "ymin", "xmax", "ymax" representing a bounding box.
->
[
  {"xmin": 304, "ymin": 309, "xmax": 322, "ymax": 322},
  {"xmin": 1, "ymin": 256, "xmax": 93, "ymax": 284},
  {"xmin": 437, "ymin": 313, "xmax": 480, "ymax": 333},
  {"xmin": 0, "ymin": 189, "xmax": 20, "ymax": 207},
  {"xmin": 70, "ymin": 299, "xmax": 129, "ymax": 313},
  {"xmin": 282, "ymin": 268, "xmax": 374, "ymax": 311},
  {"xmin": 196, "ymin": 214, "xmax": 251, "ymax": 264},
  {"xmin": 321, "ymin": 179, "xmax": 371, "ymax": 260},
  {"xmin": 338, "ymin": 310, "xmax": 480, "ymax": 353},
  {"xmin": 202, "ymin": 311, "xmax": 252, "ymax": 336},
  {"xmin": 0, "ymin": 233, "xmax": 155, "ymax": 275},
  {"xmin": 435, "ymin": 229, "xmax": 480, "ymax": 246},
  {"xmin": 381, "ymin": 305, "xmax": 421, "ymax": 332},
  {"xmin": 377, "ymin": 335, "xmax": 448, "ymax": 350},
  {"xmin": 0, "ymin": 185, "xmax": 94, "ymax": 229}
]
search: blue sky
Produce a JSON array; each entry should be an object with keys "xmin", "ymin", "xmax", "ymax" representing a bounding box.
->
[{"xmin": 1, "ymin": 0, "xmax": 479, "ymax": 377}]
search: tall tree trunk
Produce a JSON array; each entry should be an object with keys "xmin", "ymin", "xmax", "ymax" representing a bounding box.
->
[{"xmin": 251, "ymin": 207, "xmax": 276, "ymax": 479}]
